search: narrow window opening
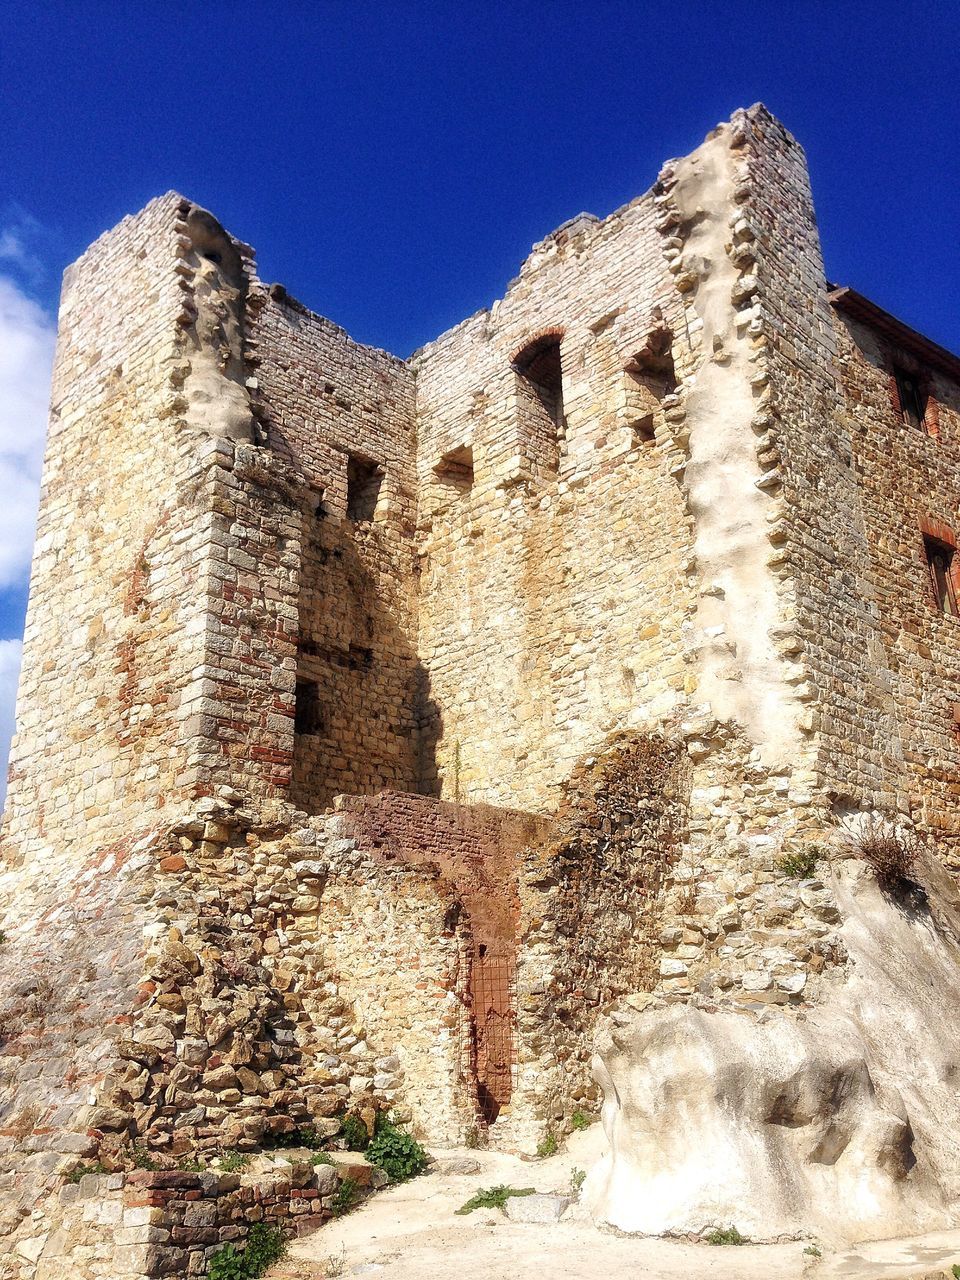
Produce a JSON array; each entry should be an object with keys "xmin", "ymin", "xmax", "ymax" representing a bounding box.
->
[
  {"xmin": 294, "ymin": 679, "xmax": 327, "ymax": 735},
  {"xmin": 895, "ymin": 368, "xmax": 927, "ymax": 430},
  {"xmin": 348, "ymin": 644, "xmax": 373, "ymax": 670},
  {"xmin": 623, "ymin": 330, "xmax": 676, "ymax": 447},
  {"xmin": 434, "ymin": 444, "xmax": 474, "ymax": 497},
  {"xmin": 311, "ymin": 485, "xmax": 327, "ymax": 519},
  {"xmin": 346, "ymin": 455, "xmax": 383, "ymax": 522},
  {"xmin": 514, "ymin": 338, "xmax": 564, "ymax": 431},
  {"xmin": 632, "ymin": 414, "xmax": 657, "ymax": 445},
  {"xmin": 923, "ymin": 536, "xmax": 959, "ymax": 617}
]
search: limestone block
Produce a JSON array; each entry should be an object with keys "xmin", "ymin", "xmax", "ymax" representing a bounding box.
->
[{"xmin": 503, "ymin": 1193, "xmax": 572, "ymax": 1223}]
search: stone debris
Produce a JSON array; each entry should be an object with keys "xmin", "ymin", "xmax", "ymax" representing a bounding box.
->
[{"xmin": 503, "ymin": 1193, "xmax": 573, "ymax": 1224}]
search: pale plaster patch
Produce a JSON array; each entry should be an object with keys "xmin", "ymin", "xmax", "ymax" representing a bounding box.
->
[{"xmin": 673, "ymin": 128, "xmax": 800, "ymax": 765}]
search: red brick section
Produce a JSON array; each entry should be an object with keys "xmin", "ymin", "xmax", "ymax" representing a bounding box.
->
[
  {"xmin": 508, "ymin": 325, "xmax": 566, "ymax": 366},
  {"xmin": 339, "ymin": 792, "xmax": 551, "ymax": 1125}
]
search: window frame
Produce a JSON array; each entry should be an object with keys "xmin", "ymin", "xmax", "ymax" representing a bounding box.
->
[
  {"xmin": 894, "ymin": 366, "xmax": 928, "ymax": 431},
  {"xmin": 922, "ymin": 533, "xmax": 960, "ymax": 618}
]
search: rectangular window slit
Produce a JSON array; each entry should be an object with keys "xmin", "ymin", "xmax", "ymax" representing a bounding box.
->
[
  {"xmin": 294, "ymin": 679, "xmax": 327, "ymax": 735},
  {"xmin": 895, "ymin": 368, "xmax": 927, "ymax": 430},
  {"xmin": 923, "ymin": 535, "xmax": 959, "ymax": 617},
  {"xmin": 346, "ymin": 455, "xmax": 383, "ymax": 522}
]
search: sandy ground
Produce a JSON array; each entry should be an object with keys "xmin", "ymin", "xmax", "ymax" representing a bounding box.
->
[{"xmin": 267, "ymin": 1129, "xmax": 960, "ymax": 1280}]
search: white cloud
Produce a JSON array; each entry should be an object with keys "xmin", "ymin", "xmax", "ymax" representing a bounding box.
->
[
  {"xmin": 0, "ymin": 275, "xmax": 56, "ymax": 592},
  {"xmin": 0, "ymin": 638, "xmax": 22, "ymax": 810}
]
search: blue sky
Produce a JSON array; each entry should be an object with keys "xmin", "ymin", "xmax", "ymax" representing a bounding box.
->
[{"xmin": 1, "ymin": 1, "xmax": 958, "ymax": 802}]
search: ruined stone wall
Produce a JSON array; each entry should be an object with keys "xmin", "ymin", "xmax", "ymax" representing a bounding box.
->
[
  {"xmin": 339, "ymin": 791, "xmax": 551, "ymax": 1127},
  {"xmin": 1, "ymin": 194, "xmax": 213, "ymax": 866},
  {"xmin": 6, "ymin": 1161, "xmax": 377, "ymax": 1280},
  {"xmin": 249, "ymin": 292, "xmax": 422, "ymax": 810},
  {"xmin": 505, "ymin": 734, "xmax": 685, "ymax": 1146},
  {"xmin": 0, "ymin": 794, "xmax": 477, "ymax": 1269},
  {"xmin": 832, "ymin": 311, "xmax": 960, "ymax": 840},
  {"xmin": 412, "ymin": 194, "xmax": 695, "ymax": 812},
  {"xmin": 721, "ymin": 112, "xmax": 892, "ymax": 819}
]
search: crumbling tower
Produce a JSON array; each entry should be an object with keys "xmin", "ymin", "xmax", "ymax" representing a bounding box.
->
[{"xmin": 3, "ymin": 105, "xmax": 960, "ymax": 1276}]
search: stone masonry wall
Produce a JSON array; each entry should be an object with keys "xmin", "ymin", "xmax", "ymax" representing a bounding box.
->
[
  {"xmin": 412, "ymin": 187, "xmax": 695, "ymax": 813},
  {"xmin": 339, "ymin": 791, "xmax": 551, "ymax": 1127},
  {"xmin": 1, "ymin": 194, "xmax": 212, "ymax": 867},
  {"xmin": 6, "ymin": 1160, "xmax": 379, "ymax": 1280},
  {"xmin": 248, "ymin": 290, "xmax": 422, "ymax": 810},
  {"xmin": 832, "ymin": 309, "xmax": 960, "ymax": 842}
]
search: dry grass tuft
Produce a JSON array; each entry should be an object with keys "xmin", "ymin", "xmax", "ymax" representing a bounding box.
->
[{"xmin": 851, "ymin": 818, "xmax": 925, "ymax": 893}]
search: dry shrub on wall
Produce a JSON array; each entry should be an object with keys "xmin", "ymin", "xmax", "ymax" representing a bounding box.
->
[{"xmin": 850, "ymin": 817, "xmax": 924, "ymax": 893}]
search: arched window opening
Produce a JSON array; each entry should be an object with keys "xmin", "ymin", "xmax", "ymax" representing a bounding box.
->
[
  {"xmin": 511, "ymin": 331, "xmax": 565, "ymax": 479},
  {"xmin": 923, "ymin": 534, "xmax": 960, "ymax": 617},
  {"xmin": 514, "ymin": 336, "xmax": 564, "ymax": 431}
]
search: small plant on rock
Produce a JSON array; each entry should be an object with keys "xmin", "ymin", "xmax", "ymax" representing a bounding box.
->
[
  {"xmin": 852, "ymin": 818, "xmax": 923, "ymax": 893},
  {"xmin": 216, "ymin": 1149, "xmax": 251, "ymax": 1172},
  {"xmin": 324, "ymin": 1245, "xmax": 347, "ymax": 1278},
  {"xmin": 951, "ymin": 1265, "xmax": 960, "ymax": 1279},
  {"xmin": 331, "ymin": 1175, "xmax": 360, "ymax": 1217},
  {"xmin": 65, "ymin": 1161, "xmax": 109, "ymax": 1183},
  {"xmin": 570, "ymin": 1109, "xmax": 592, "ymax": 1131},
  {"xmin": 456, "ymin": 1184, "xmax": 536, "ymax": 1215},
  {"xmin": 776, "ymin": 846, "xmax": 820, "ymax": 879},
  {"xmin": 264, "ymin": 1123, "xmax": 324, "ymax": 1151},
  {"xmin": 706, "ymin": 1226, "xmax": 746, "ymax": 1246},
  {"xmin": 804, "ymin": 1243, "xmax": 822, "ymax": 1258},
  {"xmin": 340, "ymin": 1113, "xmax": 371, "ymax": 1152},
  {"xmin": 536, "ymin": 1132, "xmax": 558, "ymax": 1158},
  {"xmin": 208, "ymin": 1223, "xmax": 287, "ymax": 1280},
  {"xmin": 570, "ymin": 1167, "xmax": 586, "ymax": 1195},
  {"xmin": 311, "ymin": 1151, "xmax": 334, "ymax": 1166},
  {"xmin": 366, "ymin": 1114, "xmax": 428, "ymax": 1183},
  {"xmin": 132, "ymin": 1143, "xmax": 158, "ymax": 1171},
  {"xmin": 207, "ymin": 1244, "xmax": 247, "ymax": 1280}
]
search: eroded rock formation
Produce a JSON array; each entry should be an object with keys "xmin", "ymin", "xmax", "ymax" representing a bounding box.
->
[{"xmin": 588, "ymin": 851, "xmax": 960, "ymax": 1244}]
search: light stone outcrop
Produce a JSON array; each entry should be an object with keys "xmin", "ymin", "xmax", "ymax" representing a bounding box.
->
[{"xmin": 588, "ymin": 852, "xmax": 960, "ymax": 1244}]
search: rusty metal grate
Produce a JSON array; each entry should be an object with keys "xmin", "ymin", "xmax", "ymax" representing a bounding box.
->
[{"xmin": 469, "ymin": 943, "xmax": 517, "ymax": 1125}]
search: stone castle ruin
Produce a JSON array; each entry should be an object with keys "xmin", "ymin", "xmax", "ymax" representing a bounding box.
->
[{"xmin": 3, "ymin": 103, "xmax": 960, "ymax": 1274}]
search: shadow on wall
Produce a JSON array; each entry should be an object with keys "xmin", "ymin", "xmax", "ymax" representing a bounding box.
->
[{"xmin": 286, "ymin": 499, "xmax": 441, "ymax": 812}]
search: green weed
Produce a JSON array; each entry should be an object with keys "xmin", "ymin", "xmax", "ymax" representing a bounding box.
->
[
  {"xmin": 366, "ymin": 1115, "xmax": 428, "ymax": 1183},
  {"xmin": 456, "ymin": 1185, "xmax": 536, "ymax": 1215},
  {"xmin": 208, "ymin": 1223, "xmax": 287, "ymax": 1279},
  {"xmin": 331, "ymin": 1176, "xmax": 360, "ymax": 1217},
  {"xmin": 776, "ymin": 847, "xmax": 820, "ymax": 879},
  {"xmin": 706, "ymin": 1226, "xmax": 746, "ymax": 1245},
  {"xmin": 216, "ymin": 1150, "xmax": 251, "ymax": 1172},
  {"xmin": 536, "ymin": 1132, "xmax": 558, "ymax": 1158}
]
